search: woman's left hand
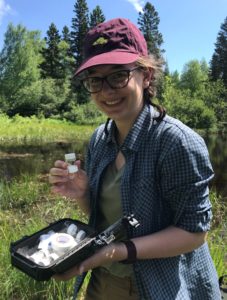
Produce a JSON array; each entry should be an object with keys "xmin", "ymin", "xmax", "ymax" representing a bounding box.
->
[{"xmin": 52, "ymin": 242, "xmax": 127, "ymax": 281}]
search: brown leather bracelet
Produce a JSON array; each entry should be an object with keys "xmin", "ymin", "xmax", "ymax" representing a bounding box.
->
[{"xmin": 120, "ymin": 240, "xmax": 137, "ymax": 264}]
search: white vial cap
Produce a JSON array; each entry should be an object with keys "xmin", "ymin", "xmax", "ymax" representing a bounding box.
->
[
  {"xmin": 68, "ymin": 165, "xmax": 78, "ymax": 174},
  {"xmin": 75, "ymin": 230, "xmax": 86, "ymax": 242},
  {"xmin": 67, "ymin": 224, "xmax": 78, "ymax": 236},
  {"xmin": 65, "ymin": 153, "xmax": 76, "ymax": 161}
]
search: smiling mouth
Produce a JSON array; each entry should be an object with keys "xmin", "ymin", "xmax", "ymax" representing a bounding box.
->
[{"xmin": 105, "ymin": 99, "xmax": 122, "ymax": 106}]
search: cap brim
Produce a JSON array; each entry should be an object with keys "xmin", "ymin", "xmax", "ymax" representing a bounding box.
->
[{"xmin": 74, "ymin": 51, "xmax": 140, "ymax": 77}]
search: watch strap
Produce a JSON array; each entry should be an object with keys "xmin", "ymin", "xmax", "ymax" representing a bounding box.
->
[{"xmin": 120, "ymin": 240, "xmax": 137, "ymax": 264}]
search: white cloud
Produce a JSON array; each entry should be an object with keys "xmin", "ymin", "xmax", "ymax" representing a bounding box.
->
[
  {"xmin": 0, "ymin": 0, "xmax": 11, "ymax": 24},
  {"xmin": 125, "ymin": 0, "xmax": 144, "ymax": 13}
]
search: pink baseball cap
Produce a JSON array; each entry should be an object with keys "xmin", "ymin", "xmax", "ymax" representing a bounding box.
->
[{"xmin": 74, "ymin": 18, "xmax": 148, "ymax": 76}]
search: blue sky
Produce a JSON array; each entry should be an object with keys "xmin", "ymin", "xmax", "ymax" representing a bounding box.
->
[{"xmin": 0, "ymin": 0, "xmax": 226, "ymax": 73}]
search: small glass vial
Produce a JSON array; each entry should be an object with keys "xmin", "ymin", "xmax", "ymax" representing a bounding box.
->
[{"xmin": 65, "ymin": 153, "xmax": 78, "ymax": 178}]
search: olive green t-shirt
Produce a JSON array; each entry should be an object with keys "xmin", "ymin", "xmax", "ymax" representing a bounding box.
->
[{"xmin": 97, "ymin": 162, "xmax": 133, "ymax": 277}]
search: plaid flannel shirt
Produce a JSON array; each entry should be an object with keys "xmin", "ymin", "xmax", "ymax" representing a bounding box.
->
[{"xmin": 74, "ymin": 104, "xmax": 221, "ymax": 300}]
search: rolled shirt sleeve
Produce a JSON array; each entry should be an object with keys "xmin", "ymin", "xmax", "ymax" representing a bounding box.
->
[{"xmin": 160, "ymin": 129, "xmax": 214, "ymax": 232}]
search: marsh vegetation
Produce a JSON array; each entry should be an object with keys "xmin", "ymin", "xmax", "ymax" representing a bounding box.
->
[{"xmin": 0, "ymin": 115, "xmax": 226, "ymax": 300}]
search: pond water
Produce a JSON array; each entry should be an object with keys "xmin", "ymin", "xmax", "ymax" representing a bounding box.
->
[
  {"xmin": 0, "ymin": 132, "xmax": 227, "ymax": 198},
  {"xmin": 0, "ymin": 140, "xmax": 88, "ymax": 180},
  {"xmin": 203, "ymin": 132, "xmax": 227, "ymax": 198}
]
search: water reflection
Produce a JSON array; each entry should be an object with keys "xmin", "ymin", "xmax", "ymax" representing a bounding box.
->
[
  {"xmin": 0, "ymin": 133, "xmax": 226, "ymax": 197},
  {"xmin": 203, "ymin": 132, "xmax": 227, "ymax": 198},
  {"xmin": 0, "ymin": 141, "xmax": 87, "ymax": 181}
]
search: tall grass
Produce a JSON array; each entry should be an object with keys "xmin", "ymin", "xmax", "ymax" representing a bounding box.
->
[
  {"xmin": 0, "ymin": 115, "xmax": 226, "ymax": 298},
  {"xmin": 0, "ymin": 176, "xmax": 88, "ymax": 300},
  {"xmin": 207, "ymin": 190, "xmax": 227, "ymax": 277},
  {"xmin": 0, "ymin": 176, "xmax": 226, "ymax": 299},
  {"xmin": 0, "ymin": 114, "xmax": 95, "ymax": 146}
]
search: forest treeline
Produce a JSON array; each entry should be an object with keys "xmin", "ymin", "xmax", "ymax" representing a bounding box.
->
[{"xmin": 0, "ymin": 0, "xmax": 226, "ymax": 129}]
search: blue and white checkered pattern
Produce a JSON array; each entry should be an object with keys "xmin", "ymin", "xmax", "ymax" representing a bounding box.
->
[{"xmin": 74, "ymin": 104, "xmax": 221, "ymax": 300}]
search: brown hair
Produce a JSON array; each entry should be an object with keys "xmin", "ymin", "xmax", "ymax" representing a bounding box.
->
[{"xmin": 136, "ymin": 55, "xmax": 166, "ymax": 121}]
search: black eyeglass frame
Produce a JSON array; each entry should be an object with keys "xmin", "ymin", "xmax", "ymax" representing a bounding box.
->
[{"xmin": 81, "ymin": 67, "xmax": 140, "ymax": 93}]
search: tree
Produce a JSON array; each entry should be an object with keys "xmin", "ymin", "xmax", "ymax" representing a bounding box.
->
[
  {"xmin": 138, "ymin": 2, "xmax": 164, "ymax": 58},
  {"xmin": 202, "ymin": 79, "xmax": 227, "ymax": 123},
  {"xmin": 58, "ymin": 40, "xmax": 75, "ymax": 79},
  {"xmin": 39, "ymin": 23, "xmax": 63, "ymax": 79},
  {"xmin": 0, "ymin": 23, "xmax": 43, "ymax": 115},
  {"xmin": 90, "ymin": 5, "xmax": 105, "ymax": 28},
  {"xmin": 161, "ymin": 76, "xmax": 216, "ymax": 129},
  {"xmin": 180, "ymin": 59, "xmax": 209, "ymax": 96},
  {"xmin": 71, "ymin": 0, "xmax": 89, "ymax": 67},
  {"xmin": 70, "ymin": 0, "xmax": 90, "ymax": 104},
  {"xmin": 59, "ymin": 26, "xmax": 75, "ymax": 79},
  {"xmin": 39, "ymin": 78, "xmax": 71, "ymax": 117},
  {"xmin": 62, "ymin": 26, "xmax": 71, "ymax": 43},
  {"xmin": 210, "ymin": 17, "xmax": 227, "ymax": 85}
]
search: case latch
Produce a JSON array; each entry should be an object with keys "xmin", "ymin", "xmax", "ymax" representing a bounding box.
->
[
  {"xmin": 95, "ymin": 233, "xmax": 116, "ymax": 246},
  {"xmin": 94, "ymin": 214, "xmax": 140, "ymax": 247},
  {"xmin": 124, "ymin": 214, "xmax": 140, "ymax": 228}
]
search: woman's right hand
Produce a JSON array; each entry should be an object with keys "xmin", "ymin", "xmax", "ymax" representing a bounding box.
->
[{"xmin": 49, "ymin": 160, "xmax": 89, "ymax": 203}]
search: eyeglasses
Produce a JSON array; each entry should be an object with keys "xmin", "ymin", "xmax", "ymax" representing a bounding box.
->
[{"xmin": 81, "ymin": 67, "xmax": 140, "ymax": 93}]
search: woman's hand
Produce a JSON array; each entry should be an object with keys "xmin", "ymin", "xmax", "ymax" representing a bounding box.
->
[
  {"xmin": 49, "ymin": 160, "xmax": 90, "ymax": 213},
  {"xmin": 52, "ymin": 242, "xmax": 127, "ymax": 281}
]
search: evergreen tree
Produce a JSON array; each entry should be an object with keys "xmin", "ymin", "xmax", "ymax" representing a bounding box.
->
[
  {"xmin": 71, "ymin": 0, "xmax": 89, "ymax": 67},
  {"xmin": 61, "ymin": 26, "xmax": 75, "ymax": 78},
  {"xmin": 90, "ymin": 5, "xmax": 105, "ymax": 28},
  {"xmin": 39, "ymin": 23, "xmax": 63, "ymax": 79},
  {"xmin": 164, "ymin": 61, "xmax": 170, "ymax": 76},
  {"xmin": 210, "ymin": 17, "xmax": 227, "ymax": 85},
  {"xmin": 138, "ymin": 2, "xmax": 164, "ymax": 58},
  {"xmin": 62, "ymin": 26, "xmax": 71, "ymax": 43},
  {"xmin": 70, "ymin": 0, "xmax": 90, "ymax": 104}
]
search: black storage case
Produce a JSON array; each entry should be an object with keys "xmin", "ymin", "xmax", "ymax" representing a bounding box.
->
[{"xmin": 10, "ymin": 215, "xmax": 139, "ymax": 281}]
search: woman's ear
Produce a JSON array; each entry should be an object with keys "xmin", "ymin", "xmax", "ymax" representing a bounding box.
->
[{"xmin": 143, "ymin": 68, "xmax": 154, "ymax": 89}]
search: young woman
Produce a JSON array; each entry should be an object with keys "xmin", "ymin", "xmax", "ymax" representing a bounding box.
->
[{"xmin": 49, "ymin": 18, "xmax": 221, "ymax": 300}]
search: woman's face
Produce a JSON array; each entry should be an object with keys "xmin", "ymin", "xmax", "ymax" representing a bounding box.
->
[{"xmin": 84, "ymin": 64, "xmax": 151, "ymax": 125}]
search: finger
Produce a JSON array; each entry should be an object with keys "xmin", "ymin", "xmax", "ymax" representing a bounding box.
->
[
  {"xmin": 49, "ymin": 174, "xmax": 69, "ymax": 184},
  {"xmin": 49, "ymin": 167, "xmax": 68, "ymax": 177},
  {"xmin": 54, "ymin": 160, "xmax": 68, "ymax": 169},
  {"xmin": 51, "ymin": 185, "xmax": 67, "ymax": 194},
  {"xmin": 75, "ymin": 160, "xmax": 81, "ymax": 169},
  {"xmin": 74, "ymin": 167, "xmax": 88, "ymax": 181}
]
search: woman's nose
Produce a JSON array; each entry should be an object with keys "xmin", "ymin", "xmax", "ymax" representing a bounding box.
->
[{"xmin": 101, "ymin": 79, "xmax": 114, "ymax": 94}]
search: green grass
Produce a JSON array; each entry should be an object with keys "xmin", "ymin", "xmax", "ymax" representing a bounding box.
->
[
  {"xmin": 207, "ymin": 190, "xmax": 227, "ymax": 277},
  {"xmin": 0, "ymin": 114, "xmax": 96, "ymax": 146},
  {"xmin": 0, "ymin": 115, "xmax": 96, "ymax": 299},
  {"xmin": 0, "ymin": 176, "xmax": 89, "ymax": 300},
  {"xmin": 0, "ymin": 115, "xmax": 226, "ymax": 298},
  {"xmin": 208, "ymin": 229, "xmax": 227, "ymax": 277},
  {"xmin": 0, "ymin": 176, "xmax": 226, "ymax": 299}
]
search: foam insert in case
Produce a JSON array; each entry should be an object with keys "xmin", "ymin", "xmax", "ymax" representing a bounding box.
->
[{"xmin": 10, "ymin": 215, "xmax": 139, "ymax": 281}]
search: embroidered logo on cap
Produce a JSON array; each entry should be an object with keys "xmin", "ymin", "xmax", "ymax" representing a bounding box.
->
[{"xmin": 93, "ymin": 37, "xmax": 108, "ymax": 46}]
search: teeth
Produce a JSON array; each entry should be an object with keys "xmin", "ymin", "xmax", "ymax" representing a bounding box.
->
[{"xmin": 105, "ymin": 99, "xmax": 121, "ymax": 105}]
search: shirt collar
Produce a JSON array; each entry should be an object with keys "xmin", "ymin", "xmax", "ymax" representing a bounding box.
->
[{"xmin": 106, "ymin": 104, "xmax": 158, "ymax": 152}]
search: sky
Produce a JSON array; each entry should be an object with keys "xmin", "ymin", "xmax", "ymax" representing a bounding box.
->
[{"xmin": 0, "ymin": 0, "xmax": 226, "ymax": 74}]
